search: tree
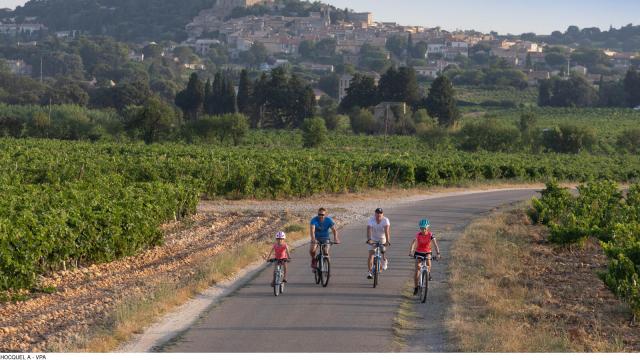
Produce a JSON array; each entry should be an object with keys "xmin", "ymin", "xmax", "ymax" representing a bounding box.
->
[
  {"xmin": 545, "ymin": 52, "xmax": 567, "ymax": 67},
  {"xmin": 385, "ymin": 34, "xmax": 407, "ymax": 58},
  {"xmin": 377, "ymin": 66, "xmax": 420, "ymax": 106},
  {"xmin": 424, "ymin": 76, "xmax": 460, "ymax": 127},
  {"xmin": 175, "ymin": 73, "xmax": 204, "ymax": 120},
  {"xmin": 349, "ymin": 108, "xmax": 377, "ymax": 135},
  {"xmin": 538, "ymin": 79, "xmax": 553, "ymax": 106},
  {"xmin": 318, "ymin": 73, "xmax": 339, "ymax": 99},
  {"xmin": 142, "ymin": 43, "xmax": 164, "ymax": 59},
  {"xmin": 237, "ymin": 69, "xmax": 252, "ymax": 114},
  {"xmin": 624, "ymin": 69, "xmax": 640, "ymax": 107},
  {"xmin": 226, "ymin": 113, "xmax": 249, "ymax": 145},
  {"xmin": 125, "ymin": 96, "xmax": 176, "ymax": 144},
  {"xmin": 173, "ymin": 46, "xmax": 196, "ymax": 63},
  {"xmin": 302, "ymin": 117, "xmax": 328, "ymax": 148},
  {"xmin": 339, "ymin": 73, "xmax": 379, "ymax": 112},
  {"xmin": 550, "ymin": 75, "xmax": 598, "ymax": 107}
]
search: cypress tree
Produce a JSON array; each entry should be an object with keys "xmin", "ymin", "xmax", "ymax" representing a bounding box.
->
[
  {"xmin": 425, "ymin": 75, "xmax": 460, "ymax": 127},
  {"xmin": 237, "ymin": 69, "xmax": 252, "ymax": 114}
]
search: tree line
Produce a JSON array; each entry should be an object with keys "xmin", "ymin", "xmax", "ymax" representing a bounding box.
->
[{"xmin": 538, "ymin": 68, "xmax": 640, "ymax": 108}]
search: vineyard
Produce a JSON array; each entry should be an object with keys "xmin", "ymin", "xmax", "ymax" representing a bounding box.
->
[
  {"xmin": 530, "ymin": 181, "xmax": 640, "ymax": 321},
  {"xmin": 2, "ymin": 138, "xmax": 640, "ymax": 291}
]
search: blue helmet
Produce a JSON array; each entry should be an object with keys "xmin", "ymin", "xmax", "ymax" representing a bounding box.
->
[{"xmin": 419, "ymin": 218, "xmax": 430, "ymax": 229}]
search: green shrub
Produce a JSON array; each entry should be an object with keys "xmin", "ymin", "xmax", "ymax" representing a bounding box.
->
[{"xmin": 302, "ymin": 117, "xmax": 328, "ymax": 148}]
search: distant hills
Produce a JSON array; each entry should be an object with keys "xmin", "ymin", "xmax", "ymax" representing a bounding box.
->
[{"xmin": 9, "ymin": 0, "xmax": 217, "ymax": 42}]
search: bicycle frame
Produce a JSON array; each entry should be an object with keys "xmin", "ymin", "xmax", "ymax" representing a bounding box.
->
[{"xmin": 415, "ymin": 255, "xmax": 430, "ymax": 288}]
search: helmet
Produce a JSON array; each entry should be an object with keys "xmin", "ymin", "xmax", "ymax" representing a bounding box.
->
[
  {"xmin": 275, "ymin": 231, "xmax": 286, "ymax": 239},
  {"xmin": 419, "ymin": 219, "xmax": 430, "ymax": 229}
]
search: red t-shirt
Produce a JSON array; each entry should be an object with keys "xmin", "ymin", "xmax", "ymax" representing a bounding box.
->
[
  {"xmin": 273, "ymin": 243, "xmax": 288, "ymax": 259},
  {"xmin": 415, "ymin": 232, "xmax": 433, "ymax": 253}
]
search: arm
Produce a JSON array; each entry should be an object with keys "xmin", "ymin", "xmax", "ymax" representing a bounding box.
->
[
  {"xmin": 309, "ymin": 224, "xmax": 317, "ymax": 244},
  {"xmin": 409, "ymin": 238, "xmax": 417, "ymax": 256},
  {"xmin": 285, "ymin": 245, "xmax": 292, "ymax": 259},
  {"xmin": 266, "ymin": 247, "xmax": 274, "ymax": 261},
  {"xmin": 384, "ymin": 225, "xmax": 391, "ymax": 246},
  {"xmin": 432, "ymin": 236, "xmax": 441, "ymax": 256},
  {"xmin": 366, "ymin": 225, "xmax": 372, "ymax": 244},
  {"xmin": 331, "ymin": 226, "xmax": 340, "ymax": 244}
]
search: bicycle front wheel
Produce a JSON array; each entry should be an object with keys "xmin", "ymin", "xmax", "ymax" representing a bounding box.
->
[
  {"xmin": 321, "ymin": 257, "xmax": 330, "ymax": 287},
  {"xmin": 315, "ymin": 256, "xmax": 321, "ymax": 284},
  {"xmin": 274, "ymin": 270, "xmax": 281, "ymax": 297},
  {"xmin": 373, "ymin": 258, "xmax": 379, "ymax": 288},
  {"xmin": 420, "ymin": 271, "xmax": 428, "ymax": 303}
]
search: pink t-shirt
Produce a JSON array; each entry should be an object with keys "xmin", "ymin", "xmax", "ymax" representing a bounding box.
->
[{"xmin": 273, "ymin": 243, "xmax": 288, "ymax": 259}]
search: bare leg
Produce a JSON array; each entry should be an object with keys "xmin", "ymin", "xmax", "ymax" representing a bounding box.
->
[
  {"xmin": 368, "ymin": 250, "xmax": 374, "ymax": 272},
  {"xmin": 414, "ymin": 260, "xmax": 420, "ymax": 287}
]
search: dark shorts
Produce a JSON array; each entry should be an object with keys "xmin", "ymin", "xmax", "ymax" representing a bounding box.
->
[
  {"xmin": 414, "ymin": 252, "xmax": 432, "ymax": 260},
  {"xmin": 314, "ymin": 238, "xmax": 331, "ymax": 245}
]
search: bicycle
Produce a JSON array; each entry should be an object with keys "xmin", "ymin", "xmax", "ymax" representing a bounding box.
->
[
  {"xmin": 369, "ymin": 241, "xmax": 385, "ymax": 288},
  {"xmin": 414, "ymin": 254, "xmax": 439, "ymax": 303},
  {"xmin": 314, "ymin": 241, "xmax": 337, "ymax": 287},
  {"xmin": 269, "ymin": 258, "xmax": 290, "ymax": 296}
]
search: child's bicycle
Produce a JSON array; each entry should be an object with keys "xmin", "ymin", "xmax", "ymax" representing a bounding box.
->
[
  {"xmin": 414, "ymin": 254, "xmax": 438, "ymax": 303},
  {"xmin": 314, "ymin": 242, "xmax": 337, "ymax": 287},
  {"xmin": 269, "ymin": 258, "xmax": 290, "ymax": 296}
]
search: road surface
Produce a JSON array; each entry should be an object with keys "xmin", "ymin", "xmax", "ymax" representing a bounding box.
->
[{"xmin": 161, "ymin": 189, "xmax": 537, "ymax": 352}]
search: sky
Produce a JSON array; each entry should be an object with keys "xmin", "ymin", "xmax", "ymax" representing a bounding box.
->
[{"xmin": 2, "ymin": 0, "xmax": 639, "ymax": 35}]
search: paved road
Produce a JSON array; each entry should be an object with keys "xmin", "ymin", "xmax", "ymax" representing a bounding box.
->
[{"xmin": 162, "ymin": 189, "xmax": 537, "ymax": 352}]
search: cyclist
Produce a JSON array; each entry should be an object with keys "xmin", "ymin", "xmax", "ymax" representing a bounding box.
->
[
  {"xmin": 366, "ymin": 208, "xmax": 391, "ymax": 279},
  {"xmin": 409, "ymin": 219, "xmax": 440, "ymax": 295},
  {"xmin": 309, "ymin": 208, "xmax": 340, "ymax": 272},
  {"xmin": 266, "ymin": 231, "xmax": 291, "ymax": 286}
]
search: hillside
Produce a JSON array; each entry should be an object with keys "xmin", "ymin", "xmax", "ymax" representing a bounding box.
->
[{"xmin": 10, "ymin": 0, "xmax": 217, "ymax": 42}]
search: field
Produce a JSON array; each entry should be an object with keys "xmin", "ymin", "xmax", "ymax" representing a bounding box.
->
[{"xmin": 455, "ymin": 86, "xmax": 539, "ymax": 107}]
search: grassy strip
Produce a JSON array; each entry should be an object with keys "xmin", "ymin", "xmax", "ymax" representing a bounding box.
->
[
  {"xmin": 391, "ymin": 282, "xmax": 423, "ymax": 351},
  {"xmin": 446, "ymin": 206, "xmax": 572, "ymax": 352},
  {"xmin": 48, "ymin": 225, "xmax": 305, "ymax": 352}
]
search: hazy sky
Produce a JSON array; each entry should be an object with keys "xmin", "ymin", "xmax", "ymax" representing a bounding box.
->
[
  {"xmin": 326, "ymin": 0, "xmax": 640, "ymax": 34},
  {"xmin": 2, "ymin": 0, "xmax": 639, "ymax": 35}
]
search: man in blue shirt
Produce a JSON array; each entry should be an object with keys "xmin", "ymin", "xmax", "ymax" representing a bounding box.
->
[{"xmin": 309, "ymin": 207, "xmax": 340, "ymax": 272}]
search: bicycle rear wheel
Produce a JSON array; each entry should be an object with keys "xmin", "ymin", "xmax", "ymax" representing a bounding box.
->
[
  {"xmin": 321, "ymin": 257, "xmax": 330, "ymax": 287},
  {"xmin": 420, "ymin": 271, "xmax": 428, "ymax": 303}
]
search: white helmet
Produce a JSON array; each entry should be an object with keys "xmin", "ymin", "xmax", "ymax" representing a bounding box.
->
[{"xmin": 275, "ymin": 231, "xmax": 286, "ymax": 239}]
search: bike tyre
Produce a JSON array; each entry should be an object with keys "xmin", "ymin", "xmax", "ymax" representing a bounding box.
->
[
  {"xmin": 373, "ymin": 258, "xmax": 379, "ymax": 288},
  {"xmin": 321, "ymin": 257, "xmax": 330, "ymax": 287},
  {"xmin": 420, "ymin": 271, "xmax": 428, "ymax": 303}
]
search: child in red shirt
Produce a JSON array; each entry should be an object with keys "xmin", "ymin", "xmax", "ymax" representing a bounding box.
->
[
  {"xmin": 267, "ymin": 231, "xmax": 291, "ymax": 285},
  {"xmin": 409, "ymin": 219, "xmax": 440, "ymax": 295}
]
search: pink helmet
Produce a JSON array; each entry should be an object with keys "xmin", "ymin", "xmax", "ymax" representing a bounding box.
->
[{"xmin": 275, "ymin": 231, "xmax": 286, "ymax": 239}]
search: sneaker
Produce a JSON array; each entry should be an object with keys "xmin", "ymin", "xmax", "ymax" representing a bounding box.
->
[
  {"xmin": 383, "ymin": 259, "xmax": 388, "ymax": 270},
  {"xmin": 367, "ymin": 272, "xmax": 373, "ymax": 279},
  {"xmin": 283, "ymin": 279, "xmax": 288, "ymax": 283},
  {"xmin": 413, "ymin": 287, "xmax": 418, "ymax": 295}
]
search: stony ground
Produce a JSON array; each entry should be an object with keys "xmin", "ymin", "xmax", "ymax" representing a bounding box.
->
[
  {"xmin": 0, "ymin": 211, "xmax": 299, "ymax": 352},
  {"xmin": 523, "ymin": 224, "xmax": 640, "ymax": 351}
]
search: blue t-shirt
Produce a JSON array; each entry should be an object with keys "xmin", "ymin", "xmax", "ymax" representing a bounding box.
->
[{"xmin": 310, "ymin": 216, "xmax": 335, "ymax": 240}]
